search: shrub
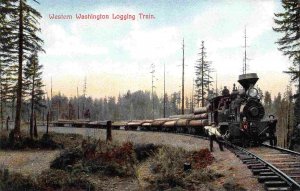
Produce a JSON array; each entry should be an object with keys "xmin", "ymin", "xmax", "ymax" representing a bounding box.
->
[
  {"xmin": 40, "ymin": 133, "xmax": 64, "ymax": 149},
  {"xmin": 189, "ymin": 148, "xmax": 214, "ymax": 169},
  {"xmin": 0, "ymin": 131, "xmax": 63, "ymax": 150},
  {"xmin": 143, "ymin": 146, "xmax": 220, "ymax": 190},
  {"xmin": 0, "ymin": 170, "xmax": 36, "ymax": 191},
  {"xmin": 50, "ymin": 148, "xmax": 83, "ymax": 170},
  {"xmin": 37, "ymin": 169, "xmax": 95, "ymax": 191},
  {"xmin": 83, "ymin": 141, "xmax": 137, "ymax": 177},
  {"xmin": 37, "ymin": 169, "xmax": 69, "ymax": 189},
  {"xmin": 134, "ymin": 143, "xmax": 160, "ymax": 161}
]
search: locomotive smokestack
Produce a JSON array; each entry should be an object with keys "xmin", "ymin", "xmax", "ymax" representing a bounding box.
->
[{"xmin": 238, "ymin": 73, "xmax": 259, "ymax": 90}]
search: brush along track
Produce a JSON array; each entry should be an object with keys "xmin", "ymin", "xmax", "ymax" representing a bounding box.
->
[
  {"xmin": 47, "ymin": 125, "xmax": 299, "ymax": 190},
  {"xmin": 225, "ymin": 142, "xmax": 300, "ymax": 191}
]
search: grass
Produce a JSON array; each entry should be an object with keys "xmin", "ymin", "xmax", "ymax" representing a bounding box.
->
[{"xmin": 0, "ymin": 168, "xmax": 94, "ymax": 191}]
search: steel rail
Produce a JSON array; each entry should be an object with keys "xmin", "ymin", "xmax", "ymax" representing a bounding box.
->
[
  {"xmin": 225, "ymin": 141, "xmax": 300, "ymax": 190},
  {"xmin": 262, "ymin": 143, "xmax": 300, "ymax": 157}
]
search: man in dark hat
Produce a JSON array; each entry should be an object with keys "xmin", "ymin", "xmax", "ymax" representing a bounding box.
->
[
  {"xmin": 240, "ymin": 117, "xmax": 249, "ymax": 147},
  {"xmin": 267, "ymin": 115, "xmax": 277, "ymax": 146}
]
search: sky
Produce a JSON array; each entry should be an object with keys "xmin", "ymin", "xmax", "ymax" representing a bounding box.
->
[{"xmin": 35, "ymin": 0, "xmax": 293, "ymax": 99}]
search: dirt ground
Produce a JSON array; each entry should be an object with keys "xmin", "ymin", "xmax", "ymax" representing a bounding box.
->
[
  {"xmin": 0, "ymin": 127, "xmax": 264, "ymax": 190},
  {"xmin": 0, "ymin": 150, "xmax": 60, "ymax": 177}
]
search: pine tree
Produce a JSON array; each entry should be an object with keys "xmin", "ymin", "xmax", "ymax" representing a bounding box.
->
[
  {"xmin": 273, "ymin": 0, "xmax": 300, "ymax": 91},
  {"xmin": 264, "ymin": 91, "xmax": 272, "ymax": 114},
  {"xmin": 274, "ymin": 0, "xmax": 300, "ymax": 142},
  {"xmin": 24, "ymin": 52, "xmax": 44, "ymax": 138},
  {"xmin": 0, "ymin": 0, "xmax": 17, "ymax": 129},
  {"xmin": 1, "ymin": 0, "xmax": 44, "ymax": 136},
  {"xmin": 194, "ymin": 41, "xmax": 213, "ymax": 107}
]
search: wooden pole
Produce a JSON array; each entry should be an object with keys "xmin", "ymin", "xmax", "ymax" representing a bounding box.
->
[
  {"xmin": 150, "ymin": 64, "xmax": 155, "ymax": 119},
  {"xmin": 106, "ymin": 121, "xmax": 112, "ymax": 142},
  {"xmin": 163, "ymin": 63, "xmax": 166, "ymax": 118},
  {"xmin": 181, "ymin": 39, "xmax": 185, "ymax": 114},
  {"xmin": 46, "ymin": 111, "xmax": 49, "ymax": 134},
  {"xmin": 201, "ymin": 41, "xmax": 204, "ymax": 107},
  {"xmin": 244, "ymin": 27, "xmax": 247, "ymax": 74},
  {"xmin": 50, "ymin": 77, "xmax": 52, "ymax": 122},
  {"xmin": 77, "ymin": 86, "xmax": 79, "ymax": 119}
]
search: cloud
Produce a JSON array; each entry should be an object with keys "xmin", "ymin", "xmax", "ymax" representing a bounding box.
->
[
  {"xmin": 192, "ymin": 0, "xmax": 276, "ymax": 50},
  {"xmin": 41, "ymin": 22, "xmax": 108, "ymax": 56},
  {"xmin": 117, "ymin": 26, "xmax": 181, "ymax": 60}
]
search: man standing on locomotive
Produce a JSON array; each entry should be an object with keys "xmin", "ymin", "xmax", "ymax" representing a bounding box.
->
[
  {"xmin": 240, "ymin": 117, "xmax": 249, "ymax": 147},
  {"xmin": 267, "ymin": 115, "xmax": 277, "ymax": 146}
]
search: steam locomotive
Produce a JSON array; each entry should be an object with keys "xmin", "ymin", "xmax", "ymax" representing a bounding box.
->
[{"xmin": 206, "ymin": 73, "xmax": 271, "ymax": 146}]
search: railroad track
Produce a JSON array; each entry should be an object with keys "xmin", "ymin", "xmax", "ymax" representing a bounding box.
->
[{"xmin": 225, "ymin": 142, "xmax": 300, "ymax": 191}]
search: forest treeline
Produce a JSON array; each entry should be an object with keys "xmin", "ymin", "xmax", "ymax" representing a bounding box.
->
[
  {"xmin": 0, "ymin": 90, "xmax": 192, "ymax": 124},
  {"xmin": 0, "ymin": 87, "xmax": 293, "ymax": 123}
]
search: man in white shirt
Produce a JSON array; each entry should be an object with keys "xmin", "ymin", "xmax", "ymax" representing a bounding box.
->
[{"xmin": 204, "ymin": 123, "xmax": 224, "ymax": 152}]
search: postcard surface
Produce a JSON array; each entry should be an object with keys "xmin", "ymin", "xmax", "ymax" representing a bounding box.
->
[{"xmin": 0, "ymin": 0, "xmax": 299, "ymax": 190}]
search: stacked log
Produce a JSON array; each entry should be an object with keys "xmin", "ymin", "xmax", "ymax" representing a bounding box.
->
[
  {"xmin": 152, "ymin": 118, "xmax": 176, "ymax": 127},
  {"xmin": 112, "ymin": 121, "xmax": 127, "ymax": 128},
  {"xmin": 193, "ymin": 113, "xmax": 208, "ymax": 120},
  {"xmin": 176, "ymin": 119, "xmax": 189, "ymax": 127},
  {"xmin": 189, "ymin": 109, "xmax": 209, "ymax": 127},
  {"xmin": 141, "ymin": 122, "xmax": 152, "ymax": 127},
  {"xmin": 162, "ymin": 120, "xmax": 177, "ymax": 128},
  {"xmin": 188, "ymin": 119, "xmax": 208, "ymax": 127},
  {"xmin": 169, "ymin": 114, "xmax": 194, "ymax": 119},
  {"xmin": 141, "ymin": 120, "xmax": 153, "ymax": 127},
  {"xmin": 193, "ymin": 107, "xmax": 207, "ymax": 114},
  {"xmin": 127, "ymin": 120, "xmax": 144, "ymax": 127}
]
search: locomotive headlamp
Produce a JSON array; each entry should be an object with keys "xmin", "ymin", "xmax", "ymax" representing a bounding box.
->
[{"xmin": 247, "ymin": 88, "xmax": 258, "ymax": 98}]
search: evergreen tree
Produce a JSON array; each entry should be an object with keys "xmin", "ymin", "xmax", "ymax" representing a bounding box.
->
[
  {"xmin": 264, "ymin": 91, "xmax": 272, "ymax": 114},
  {"xmin": 24, "ymin": 52, "xmax": 44, "ymax": 138},
  {"xmin": 2, "ymin": 0, "xmax": 44, "ymax": 136},
  {"xmin": 274, "ymin": 0, "xmax": 300, "ymax": 90},
  {"xmin": 274, "ymin": 0, "xmax": 300, "ymax": 142},
  {"xmin": 0, "ymin": 0, "xmax": 18, "ymax": 129},
  {"xmin": 185, "ymin": 96, "xmax": 189, "ymax": 113},
  {"xmin": 194, "ymin": 41, "xmax": 213, "ymax": 107}
]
